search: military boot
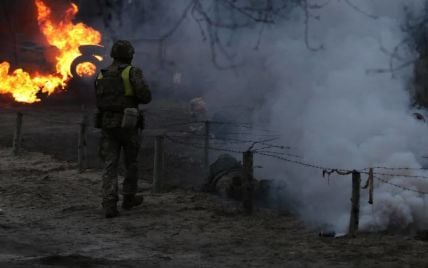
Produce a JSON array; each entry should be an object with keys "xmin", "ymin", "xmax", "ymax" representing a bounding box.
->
[
  {"xmin": 121, "ymin": 195, "xmax": 143, "ymax": 210},
  {"xmin": 103, "ymin": 200, "xmax": 119, "ymax": 218}
]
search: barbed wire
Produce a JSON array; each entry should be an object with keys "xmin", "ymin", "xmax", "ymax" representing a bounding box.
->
[
  {"xmin": 253, "ymin": 151, "xmax": 428, "ymax": 182},
  {"xmin": 362, "ymin": 166, "xmax": 428, "ymax": 171},
  {"xmin": 365, "ymin": 170, "xmax": 428, "ymax": 180},
  {"xmin": 164, "ymin": 135, "xmax": 245, "ymax": 155},
  {"xmin": 21, "ymin": 112, "xmax": 81, "ymax": 125},
  {"xmin": 254, "ymin": 150, "xmax": 428, "ymax": 195},
  {"xmin": 252, "ymin": 144, "xmax": 289, "ymax": 151},
  {"xmin": 248, "ymin": 137, "xmax": 279, "ymax": 151},
  {"xmin": 255, "ymin": 150, "xmax": 302, "ymax": 159},
  {"xmin": 253, "ymin": 149, "xmax": 428, "ymax": 182},
  {"xmin": 175, "ymin": 132, "xmax": 291, "ymax": 149},
  {"xmin": 209, "ymin": 120, "xmax": 280, "ymax": 134},
  {"xmin": 254, "ymin": 149, "xmax": 428, "ymax": 195},
  {"xmin": 373, "ymin": 175, "xmax": 428, "ymax": 195},
  {"xmin": 160, "ymin": 128, "xmax": 295, "ymax": 153},
  {"xmin": 255, "ymin": 151, "xmax": 351, "ymax": 173},
  {"xmin": 10, "ymin": 110, "xmax": 428, "ymax": 193}
]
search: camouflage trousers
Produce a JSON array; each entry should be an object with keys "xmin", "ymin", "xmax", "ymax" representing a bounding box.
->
[{"xmin": 99, "ymin": 128, "xmax": 141, "ymax": 203}]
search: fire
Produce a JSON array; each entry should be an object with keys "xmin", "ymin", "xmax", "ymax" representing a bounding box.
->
[
  {"xmin": 76, "ymin": 62, "xmax": 97, "ymax": 77},
  {"xmin": 0, "ymin": 0, "xmax": 102, "ymax": 103}
]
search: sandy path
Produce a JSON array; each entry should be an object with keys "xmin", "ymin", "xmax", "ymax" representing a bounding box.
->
[{"xmin": 0, "ymin": 148, "xmax": 428, "ymax": 267}]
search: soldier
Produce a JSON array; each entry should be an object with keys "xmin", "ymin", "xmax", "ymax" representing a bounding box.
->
[
  {"xmin": 95, "ymin": 40, "xmax": 152, "ymax": 218},
  {"xmin": 189, "ymin": 97, "xmax": 207, "ymax": 122}
]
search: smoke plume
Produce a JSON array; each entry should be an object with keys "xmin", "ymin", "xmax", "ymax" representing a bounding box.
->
[{"xmin": 95, "ymin": 0, "xmax": 428, "ymax": 232}]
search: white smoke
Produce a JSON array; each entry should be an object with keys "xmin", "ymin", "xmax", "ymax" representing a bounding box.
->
[
  {"xmin": 259, "ymin": 0, "xmax": 428, "ymax": 232},
  {"xmin": 99, "ymin": 0, "xmax": 428, "ymax": 232}
]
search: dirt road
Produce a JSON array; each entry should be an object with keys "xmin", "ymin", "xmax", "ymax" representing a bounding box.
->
[{"xmin": 0, "ymin": 148, "xmax": 427, "ymax": 268}]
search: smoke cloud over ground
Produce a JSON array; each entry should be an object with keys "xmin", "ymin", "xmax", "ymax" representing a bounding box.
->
[
  {"xmin": 94, "ymin": 0, "xmax": 428, "ymax": 232},
  {"xmin": 258, "ymin": 0, "xmax": 428, "ymax": 232}
]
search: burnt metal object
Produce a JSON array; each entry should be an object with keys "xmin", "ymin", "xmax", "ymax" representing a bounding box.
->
[{"xmin": 70, "ymin": 45, "xmax": 105, "ymax": 78}]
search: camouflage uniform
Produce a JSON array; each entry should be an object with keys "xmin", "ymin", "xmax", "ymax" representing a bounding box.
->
[
  {"xmin": 95, "ymin": 40, "xmax": 151, "ymax": 216},
  {"xmin": 99, "ymin": 122, "xmax": 140, "ymax": 203}
]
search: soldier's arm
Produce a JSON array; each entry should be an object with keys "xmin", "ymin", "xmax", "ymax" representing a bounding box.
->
[{"xmin": 130, "ymin": 67, "xmax": 152, "ymax": 104}]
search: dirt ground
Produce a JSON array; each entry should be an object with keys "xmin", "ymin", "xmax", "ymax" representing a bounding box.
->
[
  {"xmin": 1, "ymin": 148, "xmax": 428, "ymax": 268},
  {"xmin": 1, "ymin": 103, "xmax": 428, "ymax": 267}
]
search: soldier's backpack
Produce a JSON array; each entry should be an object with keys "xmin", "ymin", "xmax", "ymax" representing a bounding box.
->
[{"xmin": 95, "ymin": 65, "xmax": 136, "ymax": 112}]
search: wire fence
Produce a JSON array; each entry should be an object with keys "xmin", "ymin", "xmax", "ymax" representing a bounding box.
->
[
  {"xmin": 6, "ymin": 107, "xmax": 428, "ymax": 236},
  {"xmin": 160, "ymin": 120, "xmax": 428, "ymax": 197},
  {"xmin": 7, "ymin": 108, "xmax": 428, "ymax": 197}
]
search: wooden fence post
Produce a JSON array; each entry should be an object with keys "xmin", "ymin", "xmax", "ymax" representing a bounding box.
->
[
  {"xmin": 78, "ymin": 113, "xmax": 88, "ymax": 172},
  {"xmin": 348, "ymin": 171, "xmax": 361, "ymax": 237},
  {"xmin": 203, "ymin": 121, "xmax": 210, "ymax": 173},
  {"xmin": 12, "ymin": 112, "xmax": 23, "ymax": 156},
  {"xmin": 242, "ymin": 150, "xmax": 254, "ymax": 215},
  {"xmin": 152, "ymin": 135, "xmax": 164, "ymax": 193}
]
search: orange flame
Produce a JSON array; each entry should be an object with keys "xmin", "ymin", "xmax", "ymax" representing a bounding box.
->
[
  {"xmin": 76, "ymin": 62, "xmax": 97, "ymax": 77},
  {"xmin": 0, "ymin": 0, "xmax": 102, "ymax": 103}
]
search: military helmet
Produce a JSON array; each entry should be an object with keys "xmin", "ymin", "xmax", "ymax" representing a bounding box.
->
[{"xmin": 110, "ymin": 40, "xmax": 135, "ymax": 60}]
